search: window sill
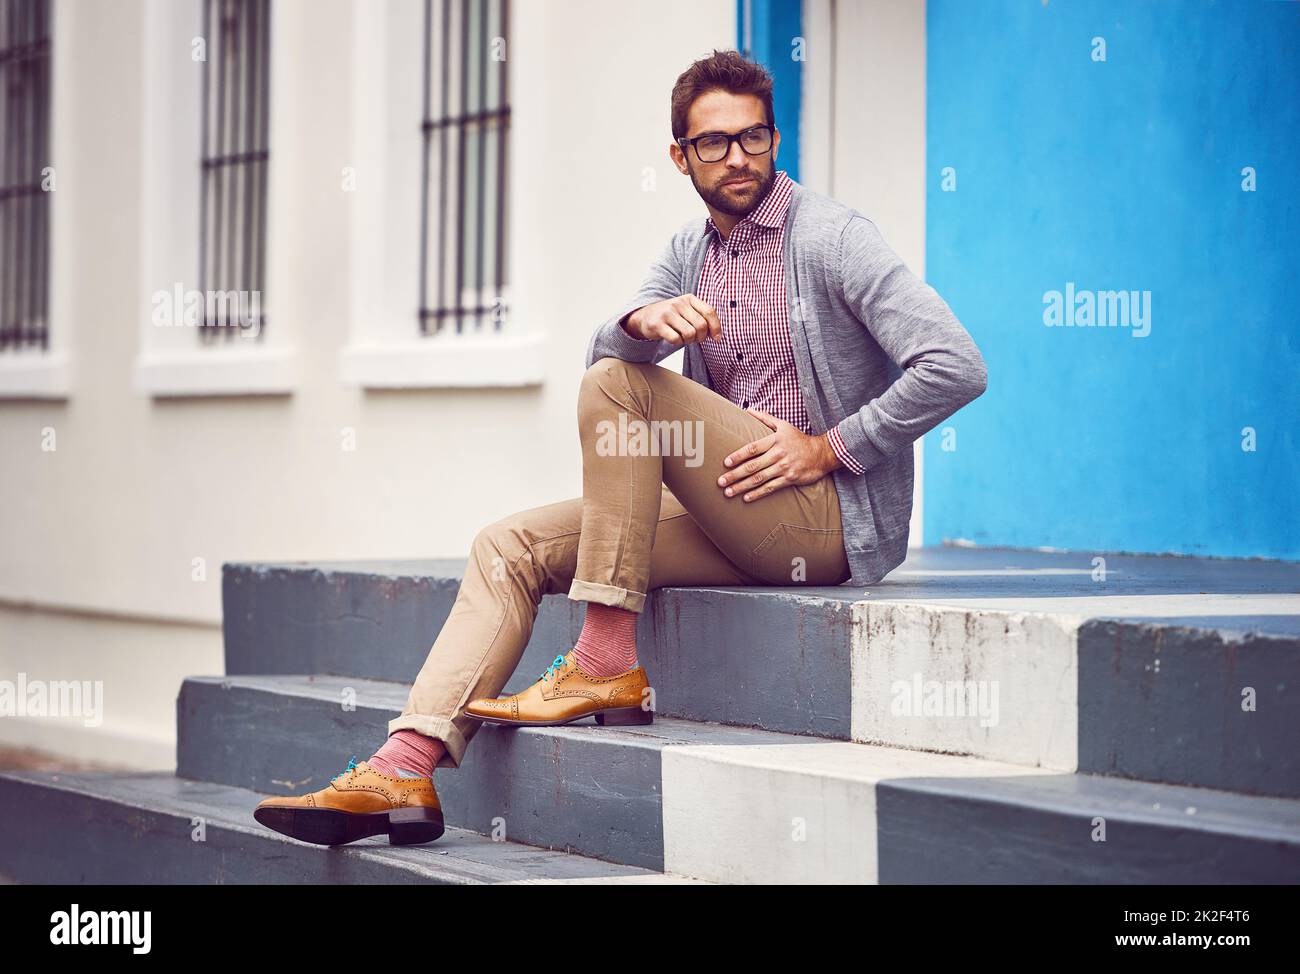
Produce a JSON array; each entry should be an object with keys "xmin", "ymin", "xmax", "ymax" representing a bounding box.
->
[
  {"xmin": 339, "ymin": 333, "xmax": 546, "ymax": 389},
  {"xmin": 0, "ymin": 353, "xmax": 72, "ymax": 400},
  {"xmin": 133, "ymin": 346, "xmax": 298, "ymax": 397}
]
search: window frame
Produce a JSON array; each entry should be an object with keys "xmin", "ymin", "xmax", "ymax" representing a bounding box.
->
[{"xmin": 339, "ymin": 0, "xmax": 541, "ymax": 390}]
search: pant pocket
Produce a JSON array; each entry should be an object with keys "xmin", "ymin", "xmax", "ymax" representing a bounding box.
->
[{"xmin": 749, "ymin": 522, "xmax": 849, "ymax": 585}]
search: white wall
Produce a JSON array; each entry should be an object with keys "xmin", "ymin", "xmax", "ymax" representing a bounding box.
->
[
  {"xmin": 802, "ymin": 0, "xmax": 928, "ymax": 544},
  {"xmin": 0, "ymin": 0, "xmax": 734, "ymax": 765}
]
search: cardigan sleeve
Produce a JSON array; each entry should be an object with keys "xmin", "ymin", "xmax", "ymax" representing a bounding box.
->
[
  {"xmin": 830, "ymin": 215, "xmax": 988, "ymax": 473},
  {"xmin": 586, "ymin": 226, "xmax": 694, "ymax": 369}
]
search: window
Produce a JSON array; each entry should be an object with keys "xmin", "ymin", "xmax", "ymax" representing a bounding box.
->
[
  {"xmin": 0, "ymin": 0, "xmax": 51, "ymax": 353},
  {"xmin": 418, "ymin": 0, "xmax": 510, "ymax": 336},
  {"xmin": 198, "ymin": 0, "xmax": 270, "ymax": 342},
  {"xmin": 133, "ymin": 0, "xmax": 292, "ymax": 397},
  {"xmin": 338, "ymin": 0, "xmax": 540, "ymax": 389}
]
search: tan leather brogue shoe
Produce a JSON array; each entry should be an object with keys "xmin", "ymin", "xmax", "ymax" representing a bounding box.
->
[
  {"xmin": 252, "ymin": 758, "xmax": 444, "ymax": 846},
  {"xmin": 464, "ymin": 651, "xmax": 653, "ymax": 728}
]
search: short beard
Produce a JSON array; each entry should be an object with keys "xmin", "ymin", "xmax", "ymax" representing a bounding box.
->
[{"xmin": 690, "ymin": 163, "xmax": 775, "ymax": 218}]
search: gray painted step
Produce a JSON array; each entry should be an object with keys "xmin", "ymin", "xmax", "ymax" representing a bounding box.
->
[
  {"xmin": 221, "ymin": 549, "xmax": 1300, "ymax": 692},
  {"xmin": 222, "ymin": 559, "xmax": 855, "ymax": 739},
  {"xmin": 221, "ymin": 548, "xmax": 1300, "ymax": 796},
  {"xmin": 177, "ymin": 673, "xmax": 1300, "ymax": 881},
  {"xmin": 660, "ymin": 741, "xmax": 1300, "ymax": 884},
  {"xmin": 0, "ymin": 770, "xmax": 695, "ymax": 885},
  {"xmin": 177, "ymin": 673, "xmax": 819, "ymax": 870}
]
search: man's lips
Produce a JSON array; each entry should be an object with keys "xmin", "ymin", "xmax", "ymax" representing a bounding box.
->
[{"xmin": 724, "ymin": 177, "xmax": 755, "ymax": 187}]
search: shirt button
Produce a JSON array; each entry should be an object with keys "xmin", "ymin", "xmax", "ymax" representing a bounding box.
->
[
  {"xmin": 736, "ymin": 352, "xmax": 743, "ymax": 361},
  {"xmin": 729, "ymin": 249, "xmax": 738, "ymax": 258},
  {"xmin": 742, "ymin": 399, "xmax": 749, "ymax": 408},
  {"xmin": 729, "ymin": 300, "xmax": 736, "ymax": 307}
]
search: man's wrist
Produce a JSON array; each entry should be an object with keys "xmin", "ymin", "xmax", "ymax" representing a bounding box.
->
[
  {"xmin": 620, "ymin": 307, "xmax": 651, "ymax": 340},
  {"xmin": 824, "ymin": 426, "xmax": 865, "ymax": 475}
]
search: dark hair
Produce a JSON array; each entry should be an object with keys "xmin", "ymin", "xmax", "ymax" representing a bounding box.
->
[{"xmin": 670, "ymin": 48, "xmax": 775, "ymax": 142}]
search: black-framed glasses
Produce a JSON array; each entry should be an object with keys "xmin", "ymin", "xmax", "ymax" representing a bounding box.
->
[{"xmin": 677, "ymin": 124, "xmax": 774, "ymax": 163}]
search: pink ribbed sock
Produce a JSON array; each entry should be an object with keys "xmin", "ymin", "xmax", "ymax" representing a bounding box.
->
[
  {"xmin": 368, "ymin": 728, "xmax": 446, "ymax": 779},
  {"xmin": 571, "ymin": 602, "xmax": 639, "ymax": 677}
]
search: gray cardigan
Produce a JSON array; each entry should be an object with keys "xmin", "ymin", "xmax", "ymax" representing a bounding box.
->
[{"xmin": 585, "ymin": 178, "xmax": 987, "ymax": 586}]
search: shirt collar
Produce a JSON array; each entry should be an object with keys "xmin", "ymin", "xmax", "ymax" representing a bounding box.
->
[{"xmin": 704, "ymin": 169, "xmax": 793, "ymax": 241}]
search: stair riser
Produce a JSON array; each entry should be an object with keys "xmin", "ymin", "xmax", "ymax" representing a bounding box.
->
[
  {"xmin": 660, "ymin": 749, "xmax": 1300, "ymax": 884},
  {"xmin": 224, "ymin": 562, "xmax": 857, "ymax": 739},
  {"xmin": 223, "ymin": 564, "xmax": 581, "ymax": 685},
  {"xmin": 1076, "ymin": 621, "xmax": 1300, "ymax": 797},
  {"xmin": 177, "ymin": 680, "xmax": 667, "ymax": 869},
  {"xmin": 851, "ymin": 604, "xmax": 1300, "ymax": 798}
]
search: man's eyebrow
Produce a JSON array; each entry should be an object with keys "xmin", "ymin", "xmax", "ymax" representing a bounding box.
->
[{"xmin": 686, "ymin": 123, "xmax": 766, "ymax": 138}]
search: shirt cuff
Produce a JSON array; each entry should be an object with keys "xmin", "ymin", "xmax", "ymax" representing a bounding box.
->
[{"xmin": 826, "ymin": 425, "xmax": 866, "ymax": 475}]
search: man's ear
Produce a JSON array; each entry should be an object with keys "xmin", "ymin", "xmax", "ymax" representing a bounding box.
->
[{"xmin": 669, "ymin": 143, "xmax": 689, "ymax": 176}]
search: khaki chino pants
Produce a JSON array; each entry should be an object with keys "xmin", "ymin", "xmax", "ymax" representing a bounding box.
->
[{"xmin": 388, "ymin": 356, "xmax": 851, "ymax": 769}]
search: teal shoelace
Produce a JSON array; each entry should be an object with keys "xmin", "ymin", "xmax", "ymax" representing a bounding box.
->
[
  {"xmin": 540, "ymin": 653, "xmax": 568, "ymax": 682},
  {"xmin": 331, "ymin": 756, "xmax": 360, "ymax": 782}
]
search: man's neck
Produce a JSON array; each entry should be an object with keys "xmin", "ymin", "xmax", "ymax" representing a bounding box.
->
[{"xmin": 713, "ymin": 212, "xmax": 739, "ymax": 240}]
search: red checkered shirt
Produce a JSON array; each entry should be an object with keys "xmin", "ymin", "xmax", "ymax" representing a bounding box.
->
[{"xmin": 695, "ymin": 169, "xmax": 863, "ymax": 473}]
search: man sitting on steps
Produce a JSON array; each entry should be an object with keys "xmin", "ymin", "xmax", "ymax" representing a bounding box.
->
[{"xmin": 252, "ymin": 48, "xmax": 988, "ymax": 848}]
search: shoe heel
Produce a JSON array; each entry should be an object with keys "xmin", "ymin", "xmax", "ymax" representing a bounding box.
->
[
  {"xmin": 387, "ymin": 806, "xmax": 445, "ymax": 845},
  {"xmin": 594, "ymin": 706, "xmax": 654, "ymax": 727}
]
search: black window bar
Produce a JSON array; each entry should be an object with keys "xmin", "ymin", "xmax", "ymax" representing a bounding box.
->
[
  {"xmin": 198, "ymin": 0, "xmax": 270, "ymax": 342},
  {"xmin": 0, "ymin": 0, "xmax": 51, "ymax": 353},
  {"xmin": 418, "ymin": 0, "xmax": 510, "ymax": 336}
]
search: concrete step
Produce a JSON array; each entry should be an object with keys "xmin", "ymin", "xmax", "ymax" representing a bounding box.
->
[
  {"xmin": 221, "ymin": 558, "xmax": 856, "ymax": 739},
  {"xmin": 175, "ymin": 673, "xmax": 1300, "ymax": 882},
  {"xmin": 659, "ymin": 741, "xmax": 1300, "ymax": 884},
  {"xmin": 0, "ymin": 769, "xmax": 698, "ymax": 885},
  {"xmin": 221, "ymin": 548, "xmax": 1300, "ymax": 797},
  {"xmin": 177, "ymin": 672, "xmax": 817, "ymax": 871}
]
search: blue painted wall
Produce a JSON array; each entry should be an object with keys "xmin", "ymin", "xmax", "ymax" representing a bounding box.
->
[
  {"xmin": 738, "ymin": 0, "xmax": 801, "ymax": 182},
  {"xmin": 924, "ymin": 0, "xmax": 1299, "ymax": 560}
]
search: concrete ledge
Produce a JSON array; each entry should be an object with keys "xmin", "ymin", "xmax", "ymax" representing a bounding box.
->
[
  {"xmin": 220, "ymin": 548, "xmax": 1300, "ymax": 795},
  {"xmin": 133, "ymin": 346, "xmax": 297, "ymax": 397},
  {"xmin": 0, "ymin": 351, "xmax": 71, "ymax": 399},
  {"xmin": 338, "ymin": 335, "xmax": 546, "ymax": 389}
]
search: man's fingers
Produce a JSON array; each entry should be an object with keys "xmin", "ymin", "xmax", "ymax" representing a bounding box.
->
[
  {"xmin": 686, "ymin": 294, "xmax": 722, "ymax": 339},
  {"xmin": 718, "ymin": 447, "xmax": 780, "ymax": 492},
  {"xmin": 743, "ymin": 475, "xmax": 790, "ymax": 502},
  {"xmin": 651, "ymin": 311, "xmax": 695, "ymax": 344},
  {"xmin": 722, "ymin": 432, "xmax": 777, "ymax": 469},
  {"xmin": 667, "ymin": 310, "xmax": 700, "ymax": 343}
]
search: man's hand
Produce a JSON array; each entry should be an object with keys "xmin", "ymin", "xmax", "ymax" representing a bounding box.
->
[
  {"xmin": 624, "ymin": 295, "xmax": 722, "ymax": 346},
  {"xmin": 718, "ymin": 408, "xmax": 841, "ymax": 502}
]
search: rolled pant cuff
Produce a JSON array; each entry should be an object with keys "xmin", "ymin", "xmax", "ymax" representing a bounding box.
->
[
  {"xmin": 568, "ymin": 577, "xmax": 646, "ymax": 613},
  {"xmin": 386, "ymin": 713, "xmax": 468, "ymax": 771}
]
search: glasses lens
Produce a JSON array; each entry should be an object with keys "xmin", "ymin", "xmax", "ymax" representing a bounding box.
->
[
  {"xmin": 696, "ymin": 135, "xmax": 728, "ymax": 162},
  {"xmin": 741, "ymin": 127, "xmax": 771, "ymax": 154}
]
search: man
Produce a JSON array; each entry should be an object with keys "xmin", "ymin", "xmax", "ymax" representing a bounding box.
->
[{"xmin": 252, "ymin": 48, "xmax": 987, "ymax": 847}]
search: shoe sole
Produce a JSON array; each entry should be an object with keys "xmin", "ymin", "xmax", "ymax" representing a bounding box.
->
[
  {"xmin": 466, "ymin": 705, "xmax": 655, "ymax": 729},
  {"xmin": 253, "ymin": 804, "xmax": 445, "ymax": 847}
]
